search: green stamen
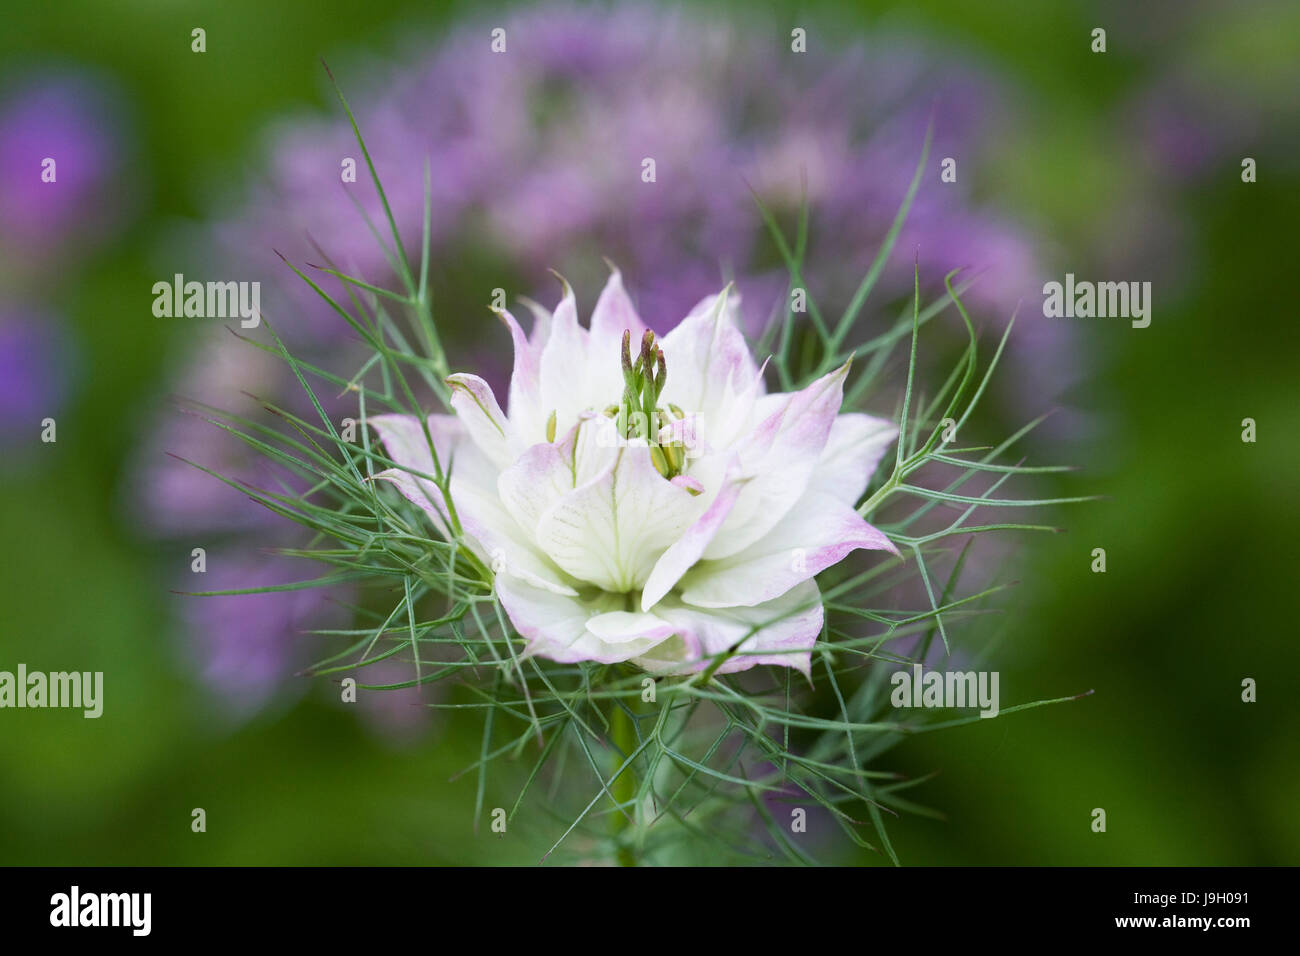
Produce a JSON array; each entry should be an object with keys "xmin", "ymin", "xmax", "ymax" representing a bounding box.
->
[{"xmin": 614, "ymin": 329, "xmax": 688, "ymax": 479}]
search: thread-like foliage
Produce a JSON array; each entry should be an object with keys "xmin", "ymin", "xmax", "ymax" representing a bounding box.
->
[{"xmin": 182, "ymin": 69, "xmax": 1090, "ymax": 866}]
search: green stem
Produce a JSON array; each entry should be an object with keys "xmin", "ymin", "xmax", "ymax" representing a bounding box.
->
[
  {"xmin": 858, "ymin": 473, "xmax": 899, "ymax": 519},
  {"xmin": 610, "ymin": 702, "xmax": 639, "ymax": 867}
]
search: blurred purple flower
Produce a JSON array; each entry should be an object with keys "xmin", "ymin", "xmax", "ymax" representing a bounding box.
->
[
  {"xmin": 179, "ymin": 553, "xmax": 349, "ymax": 719},
  {"xmin": 0, "ymin": 69, "xmax": 128, "ymax": 456},
  {"xmin": 135, "ymin": 330, "xmax": 301, "ymax": 535},
  {"xmin": 1126, "ymin": 66, "xmax": 1274, "ymax": 186},
  {"xmin": 210, "ymin": 4, "xmax": 1043, "ymax": 342},
  {"xmin": 0, "ymin": 306, "xmax": 72, "ymax": 447},
  {"xmin": 0, "ymin": 71, "xmax": 128, "ymax": 275}
]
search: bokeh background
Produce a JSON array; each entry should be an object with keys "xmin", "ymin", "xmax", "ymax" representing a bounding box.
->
[{"xmin": 1, "ymin": 0, "xmax": 1297, "ymax": 865}]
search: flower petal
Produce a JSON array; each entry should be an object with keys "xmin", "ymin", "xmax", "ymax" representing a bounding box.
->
[
  {"xmin": 589, "ymin": 265, "xmax": 648, "ymax": 353},
  {"xmin": 447, "ymin": 372, "xmax": 520, "ymax": 470},
  {"xmin": 370, "ymin": 413, "xmax": 575, "ymax": 596},
  {"xmin": 496, "ymin": 417, "xmax": 618, "ymax": 537},
  {"xmin": 495, "ymin": 306, "xmax": 546, "ymax": 442},
  {"xmin": 497, "ymin": 575, "xmax": 675, "ymax": 665},
  {"xmin": 812, "ymin": 412, "xmax": 898, "ymax": 504},
  {"xmin": 537, "ymin": 278, "xmax": 595, "ymax": 431},
  {"xmin": 585, "ymin": 610, "xmax": 676, "ymax": 647},
  {"xmin": 658, "ymin": 285, "xmax": 762, "ymax": 436},
  {"xmin": 368, "ymin": 413, "xmax": 463, "ymax": 481},
  {"xmin": 640, "ymin": 459, "xmax": 745, "ymax": 611},
  {"xmin": 535, "ymin": 440, "xmax": 699, "ymax": 592},
  {"xmin": 704, "ymin": 360, "xmax": 851, "ymax": 559},
  {"xmin": 634, "ymin": 581, "xmax": 824, "ymax": 677},
  {"xmin": 679, "ymin": 490, "xmax": 897, "ymax": 608},
  {"xmin": 518, "ymin": 296, "xmax": 552, "ymax": 348}
]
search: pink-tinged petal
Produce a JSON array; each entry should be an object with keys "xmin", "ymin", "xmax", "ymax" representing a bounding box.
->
[
  {"xmin": 497, "ymin": 576, "xmax": 674, "ymax": 665},
  {"xmin": 535, "ymin": 440, "xmax": 700, "ymax": 592},
  {"xmin": 374, "ymin": 466, "xmax": 577, "ymax": 597},
  {"xmin": 370, "ymin": 412, "xmax": 575, "ymax": 596},
  {"xmin": 517, "ymin": 295, "xmax": 552, "ymax": 348},
  {"xmin": 679, "ymin": 491, "xmax": 898, "ymax": 608},
  {"xmin": 640, "ymin": 462, "xmax": 745, "ymax": 611},
  {"xmin": 537, "ymin": 278, "xmax": 595, "ymax": 428},
  {"xmin": 495, "ymin": 306, "xmax": 545, "ymax": 440},
  {"xmin": 447, "ymin": 372, "xmax": 519, "ymax": 470},
  {"xmin": 369, "ymin": 413, "xmax": 453, "ymax": 477},
  {"xmin": 670, "ymin": 474, "xmax": 704, "ymax": 495},
  {"xmin": 634, "ymin": 581, "xmax": 825, "ymax": 677},
  {"xmin": 812, "ymin": 413, "xmax": 898, "ymax": 504},
  {"xmin": 704, "ymin": 360, "xmax": 851, "ymax": 560},
  {"xmin": 369, "ymin": 412, "xmax": 500, "ymax": 489},
  {"xmin": 496, "ymin": 418, "xmax": 619, "ymax": 538},
  {"xmin": 658, "ymin": 285, "xmax": 762, "ymax": 419},
  {"xmin": 372, "ymin": 468, "xmax": 454, "ymax": 539},
  {"xmin": 589, "ymin": 265, "xmax": 647, "ymax": 347}
]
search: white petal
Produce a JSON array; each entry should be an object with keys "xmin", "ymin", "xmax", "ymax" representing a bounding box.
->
[
  {"xmin": 496, "ymin": 306, "xmax": 546, "ymax": 442},
  {"xmin": 497, "ymin": 576, "xmax": 674, "ymax": 665},
  {"xmin": 535, "ymin": 440, "xmax": 700, "ymax": 592},
  {"xmin": 812, "ymin": 413, "xmax": 898, "ymax": 504},
  {"xmin": 375, "ymin": 468, "xmax": 577, "ymax": 596},
  {"xmin": 704, "ymin": 360, "xmax": 851, "ymax": 560},
  {"xmin": 633, "ymin": 581, "xmax": 825, "ymax": 677},
  {"xmin": 447, "ymin": 373, "xmax": 520, "ymax": 471},
  {"xmin": 370, "ymin": 413, "xmax": 575, "ymax": 596},
  {"xmin": 537, "ymin": 279, "xmax": 596, "ymax": 431},
  {"xmin": 496, "ymin": 439, "xmax": 576, "ymax": 540},
  {"xmin": 658, "ymin": 285, "xmax": 762, "ymax": 430},
  {"xmin": 495, "ymin": 418, "xmax": 616, "ymax": 538},
  {"xmin": 640, "ymin": 458, "xmax": 745, "ymax": 611},
  {"xmin": 585, "ymin": 610, "xmax": 676, "ymax": 646},
  {"xmin": 679, "ymin": 490, "xmax": 897, "ymax": 608}
]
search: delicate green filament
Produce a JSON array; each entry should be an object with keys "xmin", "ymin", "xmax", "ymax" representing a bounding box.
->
[{"xmin": 616, "ymin": 329, "xmax": 687, "ymax": 479}]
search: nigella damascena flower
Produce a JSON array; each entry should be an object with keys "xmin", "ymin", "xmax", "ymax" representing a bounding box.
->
[
  {"xmin": 144, "ymin": 1, "xmax": 1056, "ymax": 713},
  {"xmin": 371, "ymin": 271, "xmax": 898, "ymax": 674}
]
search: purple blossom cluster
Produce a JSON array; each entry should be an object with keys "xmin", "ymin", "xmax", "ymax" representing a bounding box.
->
[{"xmin": 213, "ymin": 5, "xmax": 1041, "ymax": 339}]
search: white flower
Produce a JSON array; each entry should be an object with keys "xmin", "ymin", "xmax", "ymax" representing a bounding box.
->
[{"xmin": 371, "ymin": 269, "xmax": 898, "ymax": 676}]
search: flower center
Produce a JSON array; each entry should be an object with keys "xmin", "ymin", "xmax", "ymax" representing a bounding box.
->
[{"xmin": 603, "ymin": 329, "xmax": 688, "ymax": 479}]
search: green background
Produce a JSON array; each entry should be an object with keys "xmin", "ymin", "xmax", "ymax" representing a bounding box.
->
[{"xmin": 1, "ymin": 0, "xmax": 1297, "ymax": 865}]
